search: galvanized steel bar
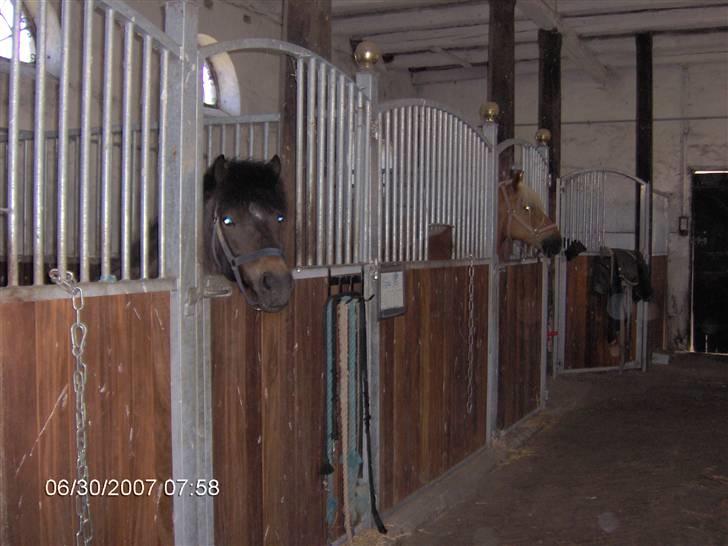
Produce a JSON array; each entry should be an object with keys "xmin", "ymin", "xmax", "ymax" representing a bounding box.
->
[
  {"xmin": 157, "ymin": 50, "xmax": 169, "ymax": 278},
  {"xmin": 100, "ymin": 7, "xmax": 115, "ymax": 280},
  {"xmin": 411, "ymin": 106, "xmax": 419, "ymax": 261},
  {"xmin": 446, "ymin": 115, "xmax": 454, "ymax": 228},
  {"xmin": 295, "ymin": 58, "xmax": 304, "ymax": 266},
  {"xmin": 32, "ymin": 0, "xmax": 48, "ymax": 285},
  {"xmin": 247, "ymin": 124, "xmax": 254, "ymax": 159},
  {"xmin": 316, "ymin": 62, "xmax": 326, "ymax": 264},
  {"xmin": 405, "ymin": 106, "xmax": 412, "ymax": 261},
  {"xmin": 362, "ymin": 98, "xmax": 372, "ymax": 263},
  {"xmin": 397, "ymin": 107, "xmax": 405, "ymax": 262},
  {"xmin": 326, "ymin": 66, "xmax": 336, "ymax": 265},
  {"xmin": 354, "ymin": 90, "xmax": 364, "ymax": 263},
  {"xmin": 344, "ymin": 81, "xmax": 354, "ymax": 264},
  {"xmin": 139, "ymin": 34, "xmax": 153, "ymax": 279},
  {"xmin": 234, "ymin": 122, "xmax": 241, "ymax": 157},
  {"xmin": 416, "ymin": 107, "xmax": 424, "ymax": 261},
  {"xmin": 220, "ymin": 124, "xmax": 227, "ymax": 157},
  {"xmin": 376, "ymin": 111, "xmax": 383, "ymax": 262},
  {"xmin": 305, "ymin": 57, "xmax": 316, "ymax": 265},
  {"xmin": 438, "ymin": 110, "xmax": 444, "ymax": 223},
  {"xmin": 263, "ymin": 122, "xmax": 270, "ymax": 160},
  {"xmin": 6, "ymin": 4, "xmax": 21, "ymax": 284},
  {"xmin": 384, "ymin": 110, "xmax": 391, "ymax": 263},
  {"xmin": 120, "ymin": 21, "xmax": 135, "ymax": 279},
  {"xmin": 79, "ymin": 0, "xmax": 95, "ymax": 282},
  {"xmin": 423, "ymin": 107, "xmax": 432, "ymax": 259},
  {"xmin": 55, "ymin": 0, "xmax": 73, "ymax": 276}
]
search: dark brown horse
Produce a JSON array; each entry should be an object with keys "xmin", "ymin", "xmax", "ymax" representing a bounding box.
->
[{"xmin": 203, "ymin": 154, "xmax": 293, "ymax": 311}]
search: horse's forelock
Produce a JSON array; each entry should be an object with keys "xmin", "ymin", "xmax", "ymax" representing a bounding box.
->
[
  {"xmin": 214, "ymin": 158, "xmax": 286, "ymax": 213},
  {"xmin": 517, "ymin": 183, "xmax": 546, "ymax": 214}
]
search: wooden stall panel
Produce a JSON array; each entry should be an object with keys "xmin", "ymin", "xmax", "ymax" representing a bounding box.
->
[
  {"xmin": 564, "ymin": 256, "xmax": 638, "ymax": 370},
  {"xmin": 212, "ymin": 277, "xmax": 328, "ymax": 546},
  {"xmin": 647, "ymin": 256, "xmax": 668, "ymax": 355},
  {"xmin": 0, "ymin": 293, "xmax": 173, "ymax": 546},
  {"xmin": 379, "ymin": 265, "xmax": 489, "ymax": 510},
  {"xmin": 497, "ymin": 263, "xmax": 543, "ymax": 430}
]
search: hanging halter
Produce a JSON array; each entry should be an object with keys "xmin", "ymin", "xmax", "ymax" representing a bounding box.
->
[
  {"xmin": 211, "ymin": 208, "xmax": 284, "ymax": 306},
  {"xmin": 499, "ymin": 181, "xmax": 559, "ymax": 241}
]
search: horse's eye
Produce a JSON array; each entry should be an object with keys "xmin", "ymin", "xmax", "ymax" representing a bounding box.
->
[
  {"xmin": 276, "ymin": 214, "xmax": 285, "ymax": 223},
  {"xmin": 222, "ymin": 216, "xmax": 234, "ymax": 226},
  {"xmin": 524, "ymin": 205, "xmax": 531, "ymax": 212}
]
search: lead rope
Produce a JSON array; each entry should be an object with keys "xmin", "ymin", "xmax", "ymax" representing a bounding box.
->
[
  {"xmin": 337, "ymin": 300, "xmax": 354, "ymax": 544},
  {"xmin": 466, "ymin": 257, "xmax": 475, "ymax": 415},
  {"xmin": 49, "ymin": 269, "xmax": 93, "ymax": 546}
]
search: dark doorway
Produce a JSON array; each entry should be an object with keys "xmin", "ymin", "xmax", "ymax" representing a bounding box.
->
[{"xmin": 691, "ymin": 172, "xmax": 728, "ymax": 353}]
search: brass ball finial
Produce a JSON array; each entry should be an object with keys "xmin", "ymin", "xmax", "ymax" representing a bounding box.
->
[
  {"xmin": 480, "ymin": 101, "xmax": 500, "ymax": 122},
  {"xmin": 535, "ymin": 128, "xmax": 551, "ymax": 144},
  {"xmin": 354, "ymin": 41, "xmax": 381, "ymax": 69}
]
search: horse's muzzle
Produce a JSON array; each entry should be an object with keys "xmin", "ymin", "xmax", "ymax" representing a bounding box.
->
[
  {"xmin": 542, "ymin": 234, "xmax": 563, "ymax": 258},
  {"xmin": 254, "ymin": 269, "xmax": 293, "ymax": 311}
]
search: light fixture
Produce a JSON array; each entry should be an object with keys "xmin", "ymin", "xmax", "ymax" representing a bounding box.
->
[{"xmin": 693, "ymin": 170, "xmax": 728, "ymax": 175}]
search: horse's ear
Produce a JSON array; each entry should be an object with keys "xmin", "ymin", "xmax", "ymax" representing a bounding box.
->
[
  {"xmin": 213, "ymin": 154, "xmax": 228, "ymax": 186},
  {"xmin": 511, "ymin": 169, "xmax": 524, "ymax": 190},
  {"xmin": 267, "ymin": 155, "xmax": 281, "ymax": 179}
]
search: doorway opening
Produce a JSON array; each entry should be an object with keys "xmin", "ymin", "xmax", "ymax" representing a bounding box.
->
[{"xmin": 691, "ymin": 171, "xmax": 728, "ymax": 354}]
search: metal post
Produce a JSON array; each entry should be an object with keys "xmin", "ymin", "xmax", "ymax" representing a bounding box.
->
[
  {"xmin": 164, "ymin": 2, "xmax": 212, "ymax": 545},
  {"xmin": 32, "ymin": 0, "xmax": 48, "ymax": 285},
  {"xmin": 482, "ymin": 120, "xmax": 499, "ymax": 443}
]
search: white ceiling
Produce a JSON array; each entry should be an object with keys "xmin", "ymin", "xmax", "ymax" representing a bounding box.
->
[{"xmin": 329, "ymin": 0, "xmax": 728, "ymax": 84}]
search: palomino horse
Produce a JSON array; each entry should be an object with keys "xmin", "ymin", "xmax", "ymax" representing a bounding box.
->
[
  {"xmin": 497, "ymin": 168, "xmax": 562, "ymax": 261},
  {"xmin": 203, "ymin": 154, "xmax": 293, "ymax": 311}
]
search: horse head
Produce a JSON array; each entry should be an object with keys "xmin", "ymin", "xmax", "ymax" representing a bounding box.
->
[
  {"xmin": 497, "ymin": 168, "xmax": 562, "ymax": 260},
  {"xmin": 204, "ymin": 154, "xmax": 293, "ymax": 311}
]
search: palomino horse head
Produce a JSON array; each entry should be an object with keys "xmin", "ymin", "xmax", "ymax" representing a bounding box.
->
[
  {"xmin": 203, "ymin": 154, "xmax": 293, "ymax": 311},
  {"xmin": 498, "ymin": 168, "xmax": 562, "ymax": 260}
]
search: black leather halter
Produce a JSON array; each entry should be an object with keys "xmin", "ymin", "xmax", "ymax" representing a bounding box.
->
[{"xmin": 211, "ymin": 209, "xmax": 284, "ymax": 305}]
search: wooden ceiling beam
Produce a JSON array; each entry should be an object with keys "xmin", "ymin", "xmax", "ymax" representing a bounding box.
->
[
  {"xmin": 518, "ymin": 0, "xmax": 609, "ymax": 85},
  {"xmin": 386, "ymin": 43, "xmax": 540, "ymax": 69}
]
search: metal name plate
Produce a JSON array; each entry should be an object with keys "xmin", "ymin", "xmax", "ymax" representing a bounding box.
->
[{"xmin": 379, "ymin": 269, "xmax": 405, "ymax": 319}]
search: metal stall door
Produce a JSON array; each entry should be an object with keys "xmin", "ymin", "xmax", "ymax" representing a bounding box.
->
[
  {"xmin": 493, "ymin": 138, "xmax": 550, "ymax": 431},
  {"xmin": 196, "ymin": 38, "xmax": 379, "ymax": 545},
  {"xmin": 555, "ymin": 170, "xmax": 651, "ymax": 375},
  {"xmin": 374, "ymin": 98, "xmax": 499, "ymax": 510}
]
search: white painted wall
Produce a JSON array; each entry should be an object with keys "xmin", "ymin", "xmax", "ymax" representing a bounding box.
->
[{"xmin": 384, "ymin": 47, "xmax": 728, "ymax": 351}]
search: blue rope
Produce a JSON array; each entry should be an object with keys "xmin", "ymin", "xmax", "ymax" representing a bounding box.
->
[
  {"xmin": 324, "ymin": 296, "xmax": 337, "ymax": 525},
  {"xmin": 347, "ymin": 298, "xmax": 363, "ymax": 516}
]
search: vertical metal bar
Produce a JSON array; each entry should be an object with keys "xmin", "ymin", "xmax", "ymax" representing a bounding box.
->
[
  {"xmin": 263, "ymin": 122, "xmax": 270, "ymax": 160},
  {"xmin": 456, "ymin": 121, "xmax": 464, "ymax": 258},
  {"xmin": 437, "ymin": 110, "xmax": 444, "ymax": 223},
  {"xmin": 411, "ymin": 106, "xmax": 420, "ymax": 261},
  {"xmin": 100, "ymin": 7, "xmax": 115, "ymax": 280},
  {"xmin": 234, "ymin": 122, "xmax": 241, "ymax": 157},
  {"xmin": 446, "ymin": 115, "xmax": 454, "ymax": 229},
  {"xmin": 32, "ymin": 0, "xmax": 48, "ymax": 285},
  {"xmin": 247, "ymin": 124, "xmax": 254, "ymax": 159},
  {"xmin": 332, "ymin": 74, "xmax": 346, "ymax": 264},
  {"xmin": 353, "ymin": 90, "xmax": 364, "ymax": 263},
  {"xmin": 384, "ymin": 110, "xmax": 391, "ymax": 263},
  {"xmin": 295, "ymin": 57, "xmax": 304, "ymax": 266},
  {"xmin": 79, "ymin": 0, "xmax": 95, "ymax": 281},
  {"xmin": 344, "ymin": 81, "xmax": 354, "ymax": 264},
  {"xmin": 206, "ymin": 124, "xmax": 212, "ymax": 162},
  {"xmin": 306, "ymin": 57, "xmax": 316, "ymax": 265},
  {"xmin": 6, "ymin": 1, "xmax": 21, "ymax": 285},
  {"xmin": 423, "ymin": 108, "xmax": 431, "ymax": 259},
  {"xmin": 416, "ymin": 107, "xmax": 425, "ymax": 261},
  {"xmin": 325, "ymin": 67, "xmax": 336, "ymax": 265},
  {"xmin": 397, "ymin": 108, "xmax": 405, "ymax": 262},
  {"xmin": 316, "ymin": 63, "xmax": 326, "ymax": 264},
  {"xmin": 362, "ymin": 98, "xmax": 372, "ymax": 263},
  {"xmin": 405, "ymin": 106, "xmax": 412, "ymax": 261},
  {"xmin": 157, "ymin": 50, "xmax": 169, "ymax": 278},
  {"xmin": 220, "ymin": 124, "xmax": 227, "ymax": 157},
  {"xmin": 120, "ymin": 21, "xmax": 134, "ymax": 280},
  {"xmin": 54, "ymin": 0, "xmax": 72, "ymax": 277},
  {"xmin": 139, "ymin": 35, "xmax": 153, "ymax": 279}
]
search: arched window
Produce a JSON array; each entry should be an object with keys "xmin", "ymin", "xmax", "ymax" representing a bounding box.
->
[
  {"xmin": 202, "ymin": 59, "xmax": 219, "ymax": 108},
  {"xmin": 0, "ymin": 0, "xmax": 36, "ymax": 63},
  {"xmin": 198, "ymin": 34, "xmax": 241, "ymax": 116}
]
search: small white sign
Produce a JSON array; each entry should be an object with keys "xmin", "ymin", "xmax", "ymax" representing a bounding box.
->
[{"xmin": 379, "ymin": 270, "xmax": 405, "ymax": 318}]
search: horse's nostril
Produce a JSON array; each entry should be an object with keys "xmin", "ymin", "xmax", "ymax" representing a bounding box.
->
[{"xmin": 262, "ymin": 272, "xmax": 274, "ymax": 291}]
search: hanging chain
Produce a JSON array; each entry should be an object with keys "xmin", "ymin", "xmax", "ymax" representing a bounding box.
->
[
  {"xmin": 466, "ymin": 256, "xmax": 475, "ymax": 415},
  {"xmin": 49, "ymin": 269, "xmax": 93, "ymax": 546}
]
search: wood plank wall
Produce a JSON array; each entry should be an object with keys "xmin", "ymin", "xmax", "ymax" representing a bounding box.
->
[
  {"xmin": 0, "ymin": 293, "xmax": 172, "ymax": 546},
  {"xmin": 211, "ymin": 277, "xmax": 329, "ymax": 546},
  {"xmin": 497, "ymin": 263, "xmax": 543, "ymax": 430},
  {"xmin": 564, "ymin": 256, "xmax": 638, "ymax": 369},
  {"xmin": 378, "ymin": 264, "xmax": 489, "ymax": 510},
  {"xmin": 647, "ymin": 256, "xmax": 668, "ymax": 355}
]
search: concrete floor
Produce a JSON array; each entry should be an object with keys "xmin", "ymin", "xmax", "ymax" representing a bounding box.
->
[{"xmin": 395, "ymin": 353, "xmax": 728, "ymax": 546}]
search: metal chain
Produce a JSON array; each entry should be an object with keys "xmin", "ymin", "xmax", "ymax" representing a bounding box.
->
[
  {"xmin": 466, "ymin": 256, "xmax": 475, "ymax": 415},
  {"xmin": 49, "ymin": 269, "xmax": 93, "ymax": 546}
]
